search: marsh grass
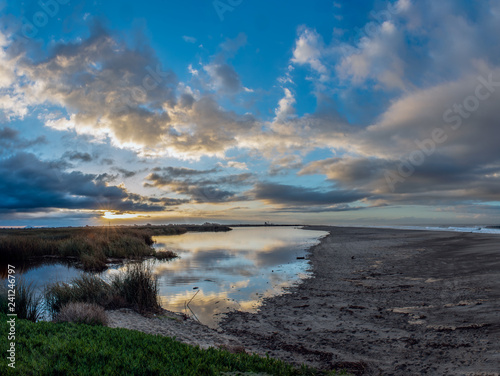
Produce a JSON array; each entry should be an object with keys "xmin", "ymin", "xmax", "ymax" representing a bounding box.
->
[
  {"xmin": 15, "ymin": 279, "xmax": 43, "ymax": 322},
  {"xmin": 0, "ymin": 284, "xmax": 8, "ymax": 314},
  {"xmin": 0, "ymin": 278, "xmax": 43, "ymax": 322},
  {"xmin": 45, "ymin": 263, "xmax": 161, "ymax": 316},
  {"xmin": 0, "ymin": 226, "xmax": 186, "ymax": 272},
  {"xmin": 111, "ymin": 262, "xmax": 161, "ymax": 313},
  {"xmin": 1, "ymin": 279, "xmax": 43, "ymax": 321}
]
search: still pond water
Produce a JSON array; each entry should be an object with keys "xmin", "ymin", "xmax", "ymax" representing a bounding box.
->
[{"xmin": 19, "ymin": 227, "xmax": 328, "ymax": 328}]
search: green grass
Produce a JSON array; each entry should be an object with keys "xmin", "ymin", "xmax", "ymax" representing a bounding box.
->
[{"xmin": 0, "ymin": 314, "xmax": 348, "ymax": 376}]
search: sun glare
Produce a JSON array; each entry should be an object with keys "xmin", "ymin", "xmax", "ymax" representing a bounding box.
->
[{"xmin": 102, "ymin": 211, "xmax": 139, "ymax": 220}]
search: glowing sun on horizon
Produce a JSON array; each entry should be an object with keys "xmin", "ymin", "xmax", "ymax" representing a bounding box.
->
[{"xmin": 102, "ymin": 211, "xmax": 139, "ymax": 220}]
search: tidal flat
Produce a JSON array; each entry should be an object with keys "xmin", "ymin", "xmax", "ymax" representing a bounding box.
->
[{"xmin": 220, "ymin": 226, "xmax": 500, "ymax": 375}]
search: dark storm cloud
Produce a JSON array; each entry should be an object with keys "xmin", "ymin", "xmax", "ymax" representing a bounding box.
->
[
  {"xmin": 300, "ymin": 151, "xmax": 500, "ymax": 205},
  {"xmin": 0, "ymin": 126, "xmax": 47, "ymax": 155},
  {"xmin": 148, "ymin": 197, "xmax": 190, "ymax": 206},
  {"xmin": 270, "ymin": 204, "xmax": 368, "ymax": 213},
  {"xmin": 151, "ymin": 166, "xmax": 219, "ymax": 177},
  {"xmin": 101, "ymin": 158, "xmax": 114, "ymax": 165},
  {"xmin": 114, "ymin": 168, "xmax": 137, "ymax": 178},
  {"xmin": 299, "ymin": 157, "xmax": 395, "ymax": 187},
  {"xmin": 95, "ymin": 173, "xmax": 118, "ymax": 184},
  {"xmin": 0, "ymin": 153, "xmax": 171, "ymax": 214},
  {"xmin": 0, "ymin": 126, "xmax": 18, "ymax": 139},
  {"xmin": 252, "ymin": 182, "xmax": 367, "ymax": 206},
  {"xmin": 144, "ymin": 171, "xmax": 253, "ymax": 203},
  {"xmin": 63, "ymin": 151, "xmax": 93, "ymax": 162}
]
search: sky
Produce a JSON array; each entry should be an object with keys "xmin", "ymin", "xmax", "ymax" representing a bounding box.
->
[{"xmin": 1, "ymin": 0, "xmax": 500, "ymax": 227}]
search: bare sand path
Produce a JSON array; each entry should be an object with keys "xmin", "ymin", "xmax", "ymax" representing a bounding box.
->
[
  {"xmin": 221, "ymin": 227, "xmax": 500, "ymax": 376},
  {"xmin": 107, "ymin": 308, "xmax": 243, "ymax": 350}
]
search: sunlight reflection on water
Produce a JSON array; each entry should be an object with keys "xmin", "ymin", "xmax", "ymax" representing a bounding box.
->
[
  {"xmin": 11, "ymin": 227, "xmax": 328, "ymax": 328},
  {"xmin": 147, "ymin": 226, "xmax": 328, "ymax": 327}
]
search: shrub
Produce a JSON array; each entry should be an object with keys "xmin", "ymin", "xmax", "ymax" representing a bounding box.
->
[{"xmin": 55, "ymin": 302, "xmax": 108, "ymax": 326}]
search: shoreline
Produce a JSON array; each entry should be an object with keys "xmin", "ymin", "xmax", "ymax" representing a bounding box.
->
[
  {"xmin": 220, "ymin": 226, "xmax": 500, "ymax": 375},
  {"xmin": 105, "ymin": 226, "xmax": 500, "ymax": 375}
]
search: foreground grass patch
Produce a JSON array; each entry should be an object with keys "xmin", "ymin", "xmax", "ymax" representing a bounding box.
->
[{"xmin": 0, "ymin": 314, "xmax": 347, "ymax": 376}]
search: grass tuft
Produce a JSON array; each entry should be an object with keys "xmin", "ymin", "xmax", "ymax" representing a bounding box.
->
[
  {"xmin": 15, "ymin": 279, "xmax": 43, "ymax": 322},
  {"xmin": 45, "ymin": 263, "xmax": 161, "ymax": 316},
  {"xmin": 0, "ymin": 280, "xmax": 43, "ymax": 321},
  {"xmin": 45, "ymin": 274, "xmax": 111, "ymax": 316},
  {"xmin": 110, "ymin": 262, "xmax": 161, "ymax": 313}
]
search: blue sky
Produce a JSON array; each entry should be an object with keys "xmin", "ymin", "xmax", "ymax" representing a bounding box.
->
[{"xmin": 1, "ymin": 0, "xmax": 500, "ymax": 227}]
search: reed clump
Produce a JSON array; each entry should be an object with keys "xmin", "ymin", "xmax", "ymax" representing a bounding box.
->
[
  {"xmin": 16, "ymin": 279, "xmax": 43, "ymax": 322},
  {"xmin": 45, "ymin": 263, "xmax": 161, "ymax": 316},
  {"xmin": 0, "ymin": 280, "xmax": 43, "ymax": 322}
]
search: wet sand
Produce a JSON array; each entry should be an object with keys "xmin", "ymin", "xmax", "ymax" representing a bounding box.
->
[{"xmin": 220, "ymin": 227, "xmax": 500, "ymax": 376}]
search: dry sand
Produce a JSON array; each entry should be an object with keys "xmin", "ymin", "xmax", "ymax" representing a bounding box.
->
[
  {"xmin": 107, "ymin": 308, "xmax": 242, "ymax": 350},
  {"xmin": 108, "ymin": 226, "xmax": 500, "ymax": 376}
]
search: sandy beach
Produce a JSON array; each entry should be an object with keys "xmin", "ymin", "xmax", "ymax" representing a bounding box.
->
[
  {"xmin": 220, "ymin": 226, "xmax": 500, "ymax": 375},
  {"xmin": 108, "ymin": 226, "xmax": 500, "ymax": 376}
]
